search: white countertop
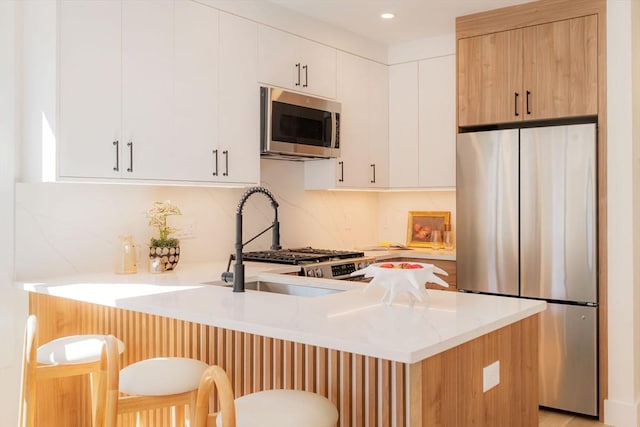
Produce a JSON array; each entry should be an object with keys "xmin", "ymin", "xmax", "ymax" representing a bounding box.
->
[{"xmin": 17, "ymin": 259, "xmax": 543, "ymax": 364}]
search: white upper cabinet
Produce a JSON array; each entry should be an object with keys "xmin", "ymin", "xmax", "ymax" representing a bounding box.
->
[
  {"xmin": 218, "ymin": 12, "xmax": 260, "ymax": 185},
  {"xmin": 58, "ymin": 0, "xmax": 122, "ymax": 179},
  {"xmin": 388, "ymin": 55, "xmax": 456, "ymax": 188},
  {"xmin": 418, "ymin": 55, "xmax": 455, "ymax": 188},
  {"xmin": 121, "ymin": 0, "xmax": 175, "ymax": 180},
  {"xmin": 170, "ymin": 0, "xmax": 220, "ymax": 182},
  {"xmin": 58, "ymin": 0, "xmax": 230, "ymax": 184},
  {"xmin": 388, "ymin": 62, "xmax": 419, "ymax": 188},
  {"xmin": 305, "ymin": 52, "xmax": 388, "ymax": 189},
  {"xmin": 258, "ymin": 25, "xmax": 337, "ymax": 99},
  {"xmin": 363, "ymin": 56, "xmax": 389, "ymax": 188}
]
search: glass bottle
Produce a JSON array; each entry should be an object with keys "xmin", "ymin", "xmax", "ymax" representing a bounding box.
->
[
  {"xmin": 443, "ymin": 223, "xmax": 454, "ymax": 250},
  {"xmin": 115, "ymin": 235, "xmax": 137, "ymax": 274},
  {"xmin": 431, "ymin": 230, "xmax": 444, "ymax": 250}
]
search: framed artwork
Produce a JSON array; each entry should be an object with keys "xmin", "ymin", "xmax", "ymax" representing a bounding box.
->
[{"xmin": 406, "ymin": 211, "xmax": 451, "ymax": 248}]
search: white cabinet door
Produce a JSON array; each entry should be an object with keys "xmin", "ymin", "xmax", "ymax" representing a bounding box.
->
[
  {"xmin": 218, "ymin": 12, "xmax": 260, "ymax": 185},
  {"xmin": 258, "ymin": 25, "xmax": 336, "ymax": 99},
  {"xmin": 121, "ymin": 0, "xmax": 173, "ymax": 180},
  {"xmin": 305, "ymin": 52, "xmax": 388, "ymax": 189},
  {"xmin": 388, "ymin": 56, "xmax": 456, "ymax": 188},
  {"xmin": 334, "ymin": 52, "xmax": 369, "ymax": 187},
  {"xmin": 339, "ymin": 57, "xmax": 390, "ymax": 188},
  {"xmin": 418, "ymin": 55, "xmax": 456, "ymax": 188},
  {"xmin": 58, "ymin": 0, "xmax": 122, "ymax": 179},
  {"xmin": 302, "ymin": 39, "xmax": 338, "ymax": 99},
  {"xmin": 367, "ymin": 61, "xmax": 389, "ymax": 188},
  {"xmin": 388, "ymin": 62, "xmax": 419, "ymax": 188},
  {"xmin": 171, "ymin": 0, "xmax": 219, "ymax": 182}
]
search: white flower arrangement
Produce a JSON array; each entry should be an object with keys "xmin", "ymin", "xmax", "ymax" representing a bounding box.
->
[{"xmin": 146, "ymin": 200, "xmax": 182, "ymax": 247}]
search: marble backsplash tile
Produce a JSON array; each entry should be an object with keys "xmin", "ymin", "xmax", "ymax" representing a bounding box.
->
[{"xmin": 15, "ymin": 160, "xmax": 376, "ymax": 278}]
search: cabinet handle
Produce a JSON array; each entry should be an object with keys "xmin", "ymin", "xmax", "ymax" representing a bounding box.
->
[
  {"xmin": 303, "ymin": 64, "xmax": 308, "ymax": 88},
  {"xmin": 113, "ymin": 140, "xmax": 119, "ymax": 171},
  {"xmin": 338, "ymin": 161, "xmax": 344, "ymax": 183},
  {"xmin": 514, "ymin": 92, "xmax": 520, "ymax": 117},
  {"xmin": 295, "ymin": 63, "xmax": 301, "ymax": 86},
  {"xmin": 223, "ymin": 150, "xmax": 229, "ymax": 176},
  {"xmin": 212, "ymin": 149, "xmax": 219, "ymax": 176},
  {"xmin": 126, "ymin": 141, "xmax": 133, "ymax": 173},
  {"xmin": 526, "ymin": 90, "xmax": 531, "ymax": 115},
  {"xmin": 370, "ymin": 164, "xmax": 376, "ymax": 184}
]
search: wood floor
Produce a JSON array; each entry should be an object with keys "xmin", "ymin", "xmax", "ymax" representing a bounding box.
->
[{"xmin": 539, "ymin": 409, "xmax": 610, "ymax": 427}]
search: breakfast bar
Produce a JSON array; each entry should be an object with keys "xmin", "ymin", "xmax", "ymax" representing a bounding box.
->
[{"xmin": 19, "ymin": 261, "xmax": 545, "ymax": 427}]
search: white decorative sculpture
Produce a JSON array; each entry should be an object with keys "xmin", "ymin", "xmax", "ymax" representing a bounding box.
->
[{"xmin": 352, "ymin": 262, "xmax": 449, "ymax": 306}]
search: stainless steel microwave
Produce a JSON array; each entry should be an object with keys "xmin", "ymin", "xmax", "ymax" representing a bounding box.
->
[{"xmin": 260, "ymin": 86, "xmax": 341, "ymax": 159}]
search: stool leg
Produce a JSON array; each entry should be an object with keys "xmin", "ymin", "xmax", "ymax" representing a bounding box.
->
[
  {"xmin": 90, "ymin": 371, "xmax": 99, "ymax": 426},
  {"xmin": 188, "ymin": 390, "xmax": 198, "ymax": 426},
  {"xmin": 174, "ymin": 405, "xmax": 185, "ymax": 427}
]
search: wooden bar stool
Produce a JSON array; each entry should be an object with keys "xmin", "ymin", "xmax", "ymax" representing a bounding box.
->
[
  {"xmin": 102, "ymin": 335, "xmax": 208, "ymax": 427},
  {"xmin": 19, "ymin": 315, "xmax": 124, "ymax": 427},
  {"xmin": 194, "ymin": 365, "xmax": 339, "ymax": 427}
]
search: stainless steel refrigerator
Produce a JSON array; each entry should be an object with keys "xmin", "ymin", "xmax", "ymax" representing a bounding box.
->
[{"xmin": 456, "ymin": 123, "xmax": 598, "ymax": 416}]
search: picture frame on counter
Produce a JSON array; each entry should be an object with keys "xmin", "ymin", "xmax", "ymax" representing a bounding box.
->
[{"xmin": 406, "ymin": 211, "xmax": 451, "ymax": 248}]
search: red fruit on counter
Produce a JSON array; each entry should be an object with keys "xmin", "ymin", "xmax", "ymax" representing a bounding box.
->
[
  {"xmin": 379, "ymin": 263, "xmax": 395, "ymax": 268},
  {"xmin": 406, "ymin": 264, "xmax": 424, "ymax": 269}
]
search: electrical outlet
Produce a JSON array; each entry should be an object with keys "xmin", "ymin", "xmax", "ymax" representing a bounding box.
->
[{"xmin": 483, "ymin": 360, "xmax": 500, "ymax": 392}]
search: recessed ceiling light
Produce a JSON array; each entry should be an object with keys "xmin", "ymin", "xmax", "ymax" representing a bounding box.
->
[{"xmin": 380, "ymin": 12, "xmax": 395, "ymax": 19}]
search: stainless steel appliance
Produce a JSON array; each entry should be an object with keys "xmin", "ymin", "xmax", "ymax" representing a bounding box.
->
[
  {"xmin": 260, "ymin": 86, "xmax": 341, "ymax": 159},
  {"xmin": 456, "ymin": 123, "xmax": 598, "ymax": 416},
  {"xmin": 241, "ymin": 247, "xmax": 375, "ymax": 280}
]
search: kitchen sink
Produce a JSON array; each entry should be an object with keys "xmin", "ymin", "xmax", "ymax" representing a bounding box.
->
[{"xmin": 203, "ymin": 280, "xmax": 344, "ymax": 298}]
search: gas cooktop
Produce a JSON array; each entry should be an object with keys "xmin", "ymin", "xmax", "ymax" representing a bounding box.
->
[{"xmin": 240, "ymin": 247, "xmax": 365, "ymax": 265}]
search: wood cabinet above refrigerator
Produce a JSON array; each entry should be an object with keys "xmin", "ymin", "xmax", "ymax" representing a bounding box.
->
[{"xmin": 457, "ymin": 14, "xmax": 598, "ymax": 127}]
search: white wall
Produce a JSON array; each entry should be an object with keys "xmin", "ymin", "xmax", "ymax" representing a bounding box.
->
[
  {"xmin": 387, "ymin": 34, "xmax": 455, "ymax": 65},
  {"xmin": 377, "ymin": 191, "xmax": 456, "ymax": 246},
  {"xmin": 604, "ymin": 0, "xmax": 640, "ymax": 425},
  {"xmin": 201, "ymin": 0, "xmax": 388, "ymax": 63},
  {"xmin": 0, "ymin": 1, "xmax": 26, "ymax": 426}
]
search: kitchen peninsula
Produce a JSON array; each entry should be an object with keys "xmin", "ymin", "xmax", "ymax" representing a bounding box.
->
[{"xmin": 19, "ymin": 260, "xmax": 544, "ymax": 427}]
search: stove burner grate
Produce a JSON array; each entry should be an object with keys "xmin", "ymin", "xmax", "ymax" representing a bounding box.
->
[{"xmin": 240, "ymin": 247, "xmax": 365, "ymax": 265}]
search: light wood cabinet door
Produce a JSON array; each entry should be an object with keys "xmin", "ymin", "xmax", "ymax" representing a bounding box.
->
[
  {"xmin": 457, "ymin": 15, "xmax": 598, "ymax": 127},
  {"xmin": 522, "ymin": 15, "xmax": 598, "ymax": 120},
  {"xmin": 457, "ymin": 29, "xmax": 523, "ymax": 127}
]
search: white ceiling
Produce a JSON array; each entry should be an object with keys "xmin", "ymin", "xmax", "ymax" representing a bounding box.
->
[{"xmin": 268, "ymin": 0, "xmax": 533, "ymax": 46}]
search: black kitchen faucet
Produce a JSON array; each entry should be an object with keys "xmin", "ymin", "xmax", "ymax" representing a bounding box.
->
[{"xmin": 221, "ymin": 186, "xmax": 281, "ymax": 292}]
